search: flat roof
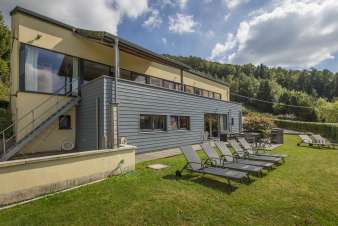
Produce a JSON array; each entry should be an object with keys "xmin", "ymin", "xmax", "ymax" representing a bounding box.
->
[{"xmin": 10, "ymin": 6, "xmax": 229, "ymax": 86}]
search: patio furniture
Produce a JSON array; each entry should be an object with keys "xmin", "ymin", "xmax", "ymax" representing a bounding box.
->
[
  {"xmin": 176, "ymin": 145, "xmax": 250, "ymax": 184},
  {"xmin": 312, "ymin": 134, "xmax": 337, "ymax": 149},
  {"xmin": 237, "ymin": 137, "xmax": 287, "ymax": 159},
  {"xmin": 298, "ymin": 134, "xmax": 313, "ymax": 146},
  {"xmin": 200, "ymin": 143, "xmax": 263, "ymax": 176},
  {"xmin": 228, "ymin": 139, "xmax": 283, "ymax": 164},
  {"xmin": 215, "ymin": 141, "xmax": 274, "ymax": 169}
]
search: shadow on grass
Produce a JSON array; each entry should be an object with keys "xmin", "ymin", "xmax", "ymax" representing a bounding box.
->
[{"xmin": 163, "ymin": 174, "xmax": 238, "ymax": 194}]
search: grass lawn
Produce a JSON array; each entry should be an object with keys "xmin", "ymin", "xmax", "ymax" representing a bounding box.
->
[{"xmin": 0, "ymin": 135, "xmax": 337, "ymax": 226}]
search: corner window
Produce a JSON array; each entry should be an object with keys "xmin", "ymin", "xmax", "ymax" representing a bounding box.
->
[
  {"xmin": 170, "ymin": 116, "xmax": 190, "ymax": 130},
  {"xmin": 20, "ymin": 45, "xmax": 76, "ymax": 94},
  {"xmin": 140, "ymin": 115, "xmax": 167, "ymax": 131},
  {"xmin": 59, "ymin": 115, "xmax": 71, "ymax": 129},
  {"xmin": 214, "ymin": 92, "xmax": 221, "ymax": 100}
]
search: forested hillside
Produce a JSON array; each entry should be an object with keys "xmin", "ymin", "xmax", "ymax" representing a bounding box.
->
[{"xmin": 165, "ymin": 55, "xmax": 338, "ymax": 123}]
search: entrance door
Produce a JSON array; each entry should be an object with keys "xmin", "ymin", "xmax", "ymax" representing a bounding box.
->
[{"xmin": 204, "ymin": 114, "xmax": 220, "ymax": 139}]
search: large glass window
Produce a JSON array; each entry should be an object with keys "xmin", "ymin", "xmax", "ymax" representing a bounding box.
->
[
  {"xmin": 21, "ymin": 45, "xmax": 75, "ymax": 94},
  {"xmin": 170, "ymin": 116, "xmax": 190, "ymax": 130},
  {"xmin": 82, "ymin": 60, "xmax": 110, "ymax": 84},
  {"xmin": 140, "ymin": 115, "xmax": 167, "ymax": 131}
]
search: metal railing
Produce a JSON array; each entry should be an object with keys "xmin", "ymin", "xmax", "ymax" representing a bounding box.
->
[{"xmin": 1, "ymin": 80, "xmax": 79, "ymax": 157}]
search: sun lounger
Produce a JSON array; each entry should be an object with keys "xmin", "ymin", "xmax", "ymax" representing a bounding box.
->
[
  {"xmin": 298, "ymin": 134, "xmax": 313, "ymax": 146},
  {"xmin": 200, "ymin": 143, "xmax": 263, "ymax": 176},
  {"xmin": 237, "ymin": 137, "xmax": 287, "ymax": 159},
  {"xmin": 177, "ymin": 145, "xmax": 249, "ymax": 184},
  {"xmin": 228, "ymin": 139, "xmax": 282, "ymax": 163},
  {"xmin": 312, "ymin": 134, "xmax": 337, "ymax": 149},
  {"xmin": 215, "ymin": 141, "xmax": 274, "ymax": 169}
]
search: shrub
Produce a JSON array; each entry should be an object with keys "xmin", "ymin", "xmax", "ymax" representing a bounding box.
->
[
  {"xmin": 243, "ymin": 112, "xmax": 275, "ymax": 138},
  {"xmin": 274, "ymin": 119, "xmax": 338, "ymax": 142}
]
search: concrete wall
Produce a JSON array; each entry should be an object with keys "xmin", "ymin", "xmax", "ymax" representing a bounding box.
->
[{"xmin": 0, "ymin": 145, "xmax": 135, "ymax": 206}]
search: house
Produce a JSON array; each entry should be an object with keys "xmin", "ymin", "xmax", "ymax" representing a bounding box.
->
[{"xmin": 1, "ymin": 7, "xmax": 242, "ymax": 161}]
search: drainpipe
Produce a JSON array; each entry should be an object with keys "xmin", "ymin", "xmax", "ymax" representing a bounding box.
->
[{"xmin": 113, "ymin": 37, "xmax": 119, "ymax": 148}]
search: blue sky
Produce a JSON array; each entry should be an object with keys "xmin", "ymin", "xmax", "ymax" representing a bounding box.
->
[{"xmin": 2, "ymin": 0, "xmax": 338, "ymax": 72}]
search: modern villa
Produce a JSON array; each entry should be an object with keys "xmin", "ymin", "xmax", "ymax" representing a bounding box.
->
[{"xmin": 1, "ymin": 6, "xmax": 242, "ymax": 161}]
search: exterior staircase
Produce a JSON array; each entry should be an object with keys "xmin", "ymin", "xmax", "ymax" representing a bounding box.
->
[{"xmin": 0, "ymin": 97, "xmax": 80, "ymax": 161}]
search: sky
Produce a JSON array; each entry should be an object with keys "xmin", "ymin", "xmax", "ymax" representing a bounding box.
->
[{"xmin": 2, "ymin": 0, "xmax": 338, "ymax": 72}]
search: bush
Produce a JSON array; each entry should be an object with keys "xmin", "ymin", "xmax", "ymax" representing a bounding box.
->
[
  {"xmin": 274, "ymin": 119, "xmax": 338, "ymax": 142},
  {"xmin": 243, "ymin": 112, "xmax": 275, "ymax": 138}
]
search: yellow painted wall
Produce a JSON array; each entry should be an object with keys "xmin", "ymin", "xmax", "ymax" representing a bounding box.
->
[{"xmin": 15, "ymin": 92, "xmax": 76, "ymax": 154}]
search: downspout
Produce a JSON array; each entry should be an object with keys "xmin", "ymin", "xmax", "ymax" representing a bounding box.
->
[{"xmin": 113, "ymin": 37, "xmax": 120, "ymax": 148}]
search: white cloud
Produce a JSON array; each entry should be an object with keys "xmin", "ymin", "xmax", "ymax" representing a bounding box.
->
[
  {"xmin": 143, "ymin": 9, "xmax": 162, "ymax": 29},
  {"xmin": 206, "ymin": 30, "xmax": 215, "ymax": 38},
  {"xmin": 168, "ymin": 13, "xmax": 199, "ymax": 34},
  {"xmin": 1, "ymin": 0, "xmax": 149, "ymax": 35},
  {"xmin": 211, "ymin": 0, "xmax": 338, "ymax": 68},
  {"xmin": 224, "ymin": 13, "xmax": 230, "ymax": 22},
  {"xmin": 177, "ymin": 0, "xmax": 189, "ymax": 9},
  {"xmin": 223, "ymin": 0, "xmax": 250, "ymax": 10},
  {"xmin": 161, "ymin": 37, "xmax": 167, "ymax": 44}
]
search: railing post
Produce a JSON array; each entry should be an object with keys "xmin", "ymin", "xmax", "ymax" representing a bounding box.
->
[{"xmin": 2, "ymin": 132, "xmax": 6, "ymax": 155}]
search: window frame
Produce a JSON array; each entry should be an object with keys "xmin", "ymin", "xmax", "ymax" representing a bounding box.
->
[
  {"xmin": 139, "ymin": 114, "xmax": 167, "ymax": 132},
  {"xmin": 59, "ymin": 115, "xmax": 71, "ymax": 130},
  {"xmin": 19, "ymin": 43, "xmax": 77, "ymax": 96},
  {"xmin": 170, "ymin": 115, "xmax": 190, "ymax": 130}
]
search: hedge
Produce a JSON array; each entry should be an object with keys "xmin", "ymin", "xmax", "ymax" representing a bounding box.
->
[{"xmin": 274, "ymin": 119, "xmax": 338, "ymax": 142}]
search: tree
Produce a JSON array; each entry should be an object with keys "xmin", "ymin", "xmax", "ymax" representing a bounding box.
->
[{"xmin": 0, "ymin": 11, "xmax": 10, "ymax": 101}]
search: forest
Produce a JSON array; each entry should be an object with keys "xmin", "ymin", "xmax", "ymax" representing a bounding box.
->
[{"xmin": 165, "ymin": 55, "xmax": 338, "ymax": 123}]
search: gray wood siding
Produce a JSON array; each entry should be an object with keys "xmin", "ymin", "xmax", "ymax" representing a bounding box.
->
[
  {"xmin": 104, "ymin": 78, "xmax": 242, "ymax": 153},
  {"xmin": 76, "ymin": 78, "xmax": 106, "ymax": 151}
]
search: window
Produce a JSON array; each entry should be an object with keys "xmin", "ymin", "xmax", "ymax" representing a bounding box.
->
[
  {"xmin": 208, "ymin": 91, "xmax": 214, "ymax": 98},
  {"xmin": 170, "ymin": 116, "xmax": 190, "ymax": 130},
  {"xmin": 202, "ymin": 89, "xmax": 209, "ymax": 97},
  {"xmin": 82, "ymin": 60, "xmax": 110, "ymax": 84},
  {"xmin": 149, "ymin": 77, "xmax": 162, "ymax": 87},
  {"xmin": 175, "ymin": 83, "xmax": 182, "ymax": 91},
  {"xmin": 20, "ymin": 45, "xmax": 75, "ymax": 94},
  {"xmin": 231, "ymin": 117, "xmax": 234, "ymax": 126},
  {"xmin": 120, "ymin": 68, "xmax": 132, "ymax": 80},
  {"xmin": 163, "ymin": 80, "xmax": 175, "ymax": 90},
  {"xmin": 184, "ymin": 85, "xmax": 194, "ymax": 94},
  {"xmin": 194, "ymin": 87, "xmax": 202, "ymax": 96},
  {"xmin": 214, "ymin": 92, "xmax": 221, "ymax": 100},
  {"xmin": 140, "ymin": 115, "xmax": 167, "ymax": 131},
  {"xmin": 59, "ymin": 115, "xmax": 71, "ymax": 129}
]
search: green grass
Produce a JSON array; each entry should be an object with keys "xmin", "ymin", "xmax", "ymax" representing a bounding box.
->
[{"xmin": 0, "ymin": 135, "xmax": 338, "ymax": 226}]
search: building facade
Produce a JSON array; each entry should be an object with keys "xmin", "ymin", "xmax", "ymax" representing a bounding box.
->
[{"xmin": 1, "ymin": 7, "xmax": 242, "ymax": 160}]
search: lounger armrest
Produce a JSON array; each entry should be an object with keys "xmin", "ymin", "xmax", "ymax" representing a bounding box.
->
[{"xmin": 202, "ymin": 159, "xmax": 214, "ymax": 167}]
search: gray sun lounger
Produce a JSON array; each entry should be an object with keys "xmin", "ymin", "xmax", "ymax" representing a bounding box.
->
[
  {"xmin": 228, "ymin": 139, "xmax": 282, "ymax": 164},
  {"xmin": 215, "ymin": 141, "xmax": 274, "ymax": 169},
  {"xmin": 298, "ymin": 134, "xmax": 313, "ymax": 146},
  {"xmin": 237, "ymin": 137, "xmax": 287, "ymax": 159},
  {"xmin": 200, "ymin": 143, "xmax": 263, "ymax": 176},
  {"xmin": 177, "ymin": 145, "xmax": 249, "ymax": 184}
]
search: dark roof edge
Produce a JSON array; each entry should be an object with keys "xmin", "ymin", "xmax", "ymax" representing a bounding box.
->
[{"xmin": 10, "ymin": 6, "xmax": 229, "ymax": 87}]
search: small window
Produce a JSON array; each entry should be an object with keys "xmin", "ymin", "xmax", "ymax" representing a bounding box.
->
[
  {"xmin": 82, "ymin": 60, "xmax": 110, "ymax": 84},
  {"xmin": 120, "ymin": 69, "xmax": 132, "ymax": 80},
  {"xmin": 59, "ymin": 115, "xmax": 71, "ymax": 129},
  {"xmin": 175, "ymin": 83, "xmax": 182, "ymax": 91},
  {"xmin": 231, "ymin": 117, "xmax": 234, "ymax": 126},
  {"xmin": 194, "ymin": 87, "xmax": 202, "ymax": 96},
  {"xmin": 131, "ymin": 73, "xmax": 147, "ymax": 84},
  {"xmin": 208, "ymin": 91, "xmax": 214, "ymax": 98},
  {"xmin": 163, "ymin": 80, "xmax": 175, "ymax": 90},
  {"xmin": 214, "ymin": 92, "xmax": 221, "ymax": 100},
  {"xmin": 170, "ymin": 116, "xmax": 190, "ymax": 130},
  {"xmin": 184, "ymin": 85, "xmax": 194, "ymax": 94},
  {"xmin": 140, "ymin": 114, "xmax": 167, "ymax": 131},
  {"xmin": 202, "ymin": 89, "xmax": 209, "ymax": 97},
  {"xmin": 149, "ymin": 77, "xmax": 162, "ymax": 87}
]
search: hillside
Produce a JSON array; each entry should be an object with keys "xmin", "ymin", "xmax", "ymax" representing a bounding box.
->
[{"xmin": 165, "ymin": 55, "xmax": 338, "ymax": 123}]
